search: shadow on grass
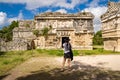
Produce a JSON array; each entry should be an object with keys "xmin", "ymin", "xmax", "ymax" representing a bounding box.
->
[{"xmin": 16, "ymin": 61, "xmax": 120, "ymax": 80}]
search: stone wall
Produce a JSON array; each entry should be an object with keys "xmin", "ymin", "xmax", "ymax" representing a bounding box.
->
[
  {"xmin": 34, "ymin": 12, "xmax": 94, "ymax": 50},
  {"xmin": 73, "ymin": 33, "xmax": 93, "ymax": 50},
  {"xmin": 103, "ymin": 38, "xmax": 117, "ymax": 51},
  {"xmin": 13, "ymin": 27, "xmax": 35, "ymax": 40},
  {"xmin": 0, "ymin": 39, "xmax": 28, "ymax": 51},
  {"xmin": 19, "ymin": 20, "xmax": 35, "ymax": 28},
  {"xmin": 1, "ymin": 12, "xmax": 94, "ymax": 51},
  {"xmin": 101, "ymin": 2, "xmax": 120, "ymax": 52}
]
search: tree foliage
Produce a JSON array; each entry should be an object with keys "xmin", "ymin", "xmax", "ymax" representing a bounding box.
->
[
  {"xmin": 33, "ymin": 29, "xmax": 39, "ymax": 37},
  {"xmin": 41, "ymin": 26, "xmax": 52, "ymax": 40},
  {"xmin": 25, "ymin": 24, "xmax": 30, "ymax": 28},
  {"xmin": 0, "ymin": 21, "xmax": 18, "ymax": 42},
  {"xmin": 93, "ymin": 30, "xmax": 103, "ymax": 45},
  {"xmin": 41, "ymin": 27, "xmax": 49, "ymax": 40}
]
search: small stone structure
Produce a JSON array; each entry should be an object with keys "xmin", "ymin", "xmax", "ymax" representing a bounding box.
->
[
  {"xmin": 1, "ymin": 12, "xmax": 94, "ymax": 51},
  {"xmin": 34, "ymin": 12, "xmax": 94, "ymax": 49},
  {"xmin": 0, "ymin": 22, "xmax": 35, "ymax": 51},
  {"xmin": 0, "ymin": 39, "xmax": 28, "ymax": 51},
  {"xmin": 101, "ymin": 2, "xmax": 120, "ymax": 52}
]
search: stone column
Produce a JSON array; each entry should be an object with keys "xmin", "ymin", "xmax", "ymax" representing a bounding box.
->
[{"xmin": 117, "ymin": 38, "xmax": 120, "ymax": 52}]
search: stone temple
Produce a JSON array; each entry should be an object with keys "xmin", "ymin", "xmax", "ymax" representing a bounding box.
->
[
  {"xmin": 12, "ymin": 12, "xmax": 94, "ymax": 50},
  {"xmin": 0, "ymin": 12, "xmax": 94, "ymax": 51},
  {"xmin": 101, "ymin": 2, "xmax": 120, "ymax": 52}
]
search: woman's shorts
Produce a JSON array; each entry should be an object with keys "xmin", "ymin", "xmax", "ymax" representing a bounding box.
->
[{"xmin": 64, "ymin": 52, "xmax": 71, "ymax": 59}]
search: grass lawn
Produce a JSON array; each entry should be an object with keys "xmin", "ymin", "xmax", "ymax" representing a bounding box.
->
[{"xmin": 0, "ymin": 48, "xmax": 120, "ymax": 76}]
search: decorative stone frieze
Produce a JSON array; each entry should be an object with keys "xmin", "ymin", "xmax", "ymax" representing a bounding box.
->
[
  {"xmin": 2, "ymin": 12, "xmax": 94, "ymax": 51},
  {"xmin": 101, "ymin": 1, "xmax": 120, "ymax": 52}
]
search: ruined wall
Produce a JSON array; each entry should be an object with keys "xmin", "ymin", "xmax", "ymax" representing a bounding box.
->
[
  {"xmin": 13, "ymin": 27, "xmax": 34, "ymax": 40},
  {"xmin": 19, "ymin": 20, "xmax": 35, "ymax": 28},
  {"xmin": 1, "ymin": 12, "xmax": 94, "ymax": 51},
  {"xmin": 34, "ymin": 12, "xmax": 94, "ymax": 49},
  {"xmin": 0, "ymin": 20, "xmax": 37, "ymax": 52},
  {"xmin": 101, "ymin": 2, "xmax": 120, "ymax": 52},
  {"xmin": 0, "ymin": 39, "xmax": 28, "ymax": 51},
  {"xmin": 74, "ymin": 19, "xmax": 93, "ymax": 33},
  {"xmin": 35, "ymin": 35, "xmax": 58, "ymax": 49},
  {"xmin": 103, "ymin": 38, "xmax": 118, "ymax": 51},
  {"xmin": 107, "ymin": 2, "xmax": 120, "ymax": 13},
  {"xmin": 72, "ymin": 33, "xmax": 93, "ymax": 50}
]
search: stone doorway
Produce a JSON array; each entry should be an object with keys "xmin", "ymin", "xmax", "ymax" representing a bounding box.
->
[{"xmin": 62, "ymin": 37, "xmax": 69, "ymax": 48}]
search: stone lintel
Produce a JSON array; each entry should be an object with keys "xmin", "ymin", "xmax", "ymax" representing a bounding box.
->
[
  {"xmin": 103, "ymin": 37, "xmax": 118, "ymax": 40},
  {"xmin": 56, "ymin": 29, "xmax": 74, "ymax": 31},
  {"xmin": 75, "ymin": 32, "xmax": 94, "ymax": 34},
  {"xmin": 101, "ymin": 14, "xmax": 120, "ymax": 22},
  {"xmin": 102, "ymin": 29, "xmax": 116, "ymax": 33},
  {"xmin": 13, "ymin": 27, "xmax": 33, "ymax": 32},
  {"xmin": 102, "ymin": 29, "xmax": 120, "ymax": 34},
  {"xmin": 34, "ymin": 16, "xmax": 93, "ymax": 20},
  {"xmin": 102, "ymin": 36, "xmax": 119, "ymax": 39}
]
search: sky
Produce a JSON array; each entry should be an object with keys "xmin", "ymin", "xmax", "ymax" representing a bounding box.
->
[{"xmin": 0, "ymin": 0, "xmax": 120, "ymax": 32}]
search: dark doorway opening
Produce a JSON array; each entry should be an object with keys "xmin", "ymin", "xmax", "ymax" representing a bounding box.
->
[
  {"xmin": 27, "ymin": 40, "xmax": 35, "ymax": 50},
  {"xmin": 62, "ymin": 37, "xmax": 69, "ymax": 48}
]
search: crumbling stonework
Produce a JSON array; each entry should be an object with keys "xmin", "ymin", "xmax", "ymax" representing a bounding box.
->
[
  {"xmin": 0, "ymin": 39, "xmax": 27, "ymax": 51},
  {"xmin": 101, "ymin": 2, "xmax": 120, "ymax": 52},
  {"xmin": 31, "ymin": 12, "xmax": 94, "ymax": 50},
  {"xmin": 1, "ymin": 12, "xmax": 94, "ymax": 51}
]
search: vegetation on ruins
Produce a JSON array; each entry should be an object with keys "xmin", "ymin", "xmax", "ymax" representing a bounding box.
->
[
  {"xmin": 41, "ymin": 25, "xmax": 52, "ymax": 40},
  {"xmin": 25, "ymin": 24, "xmax": 30, "ymax": 28},
  {"xmin": 32, "ymin": 25, "xmax": 52, "ymax": 40},
  {"xmin": 0, "ymin": 21, "xmax": 18, "ymax": 42},
  {"xmin": 93, "ymin": 30, "xmax": 103, "ymax": 45},
  {"xmin": 33, "ymin": 29, "xmax": 39, "ymax": 37}
]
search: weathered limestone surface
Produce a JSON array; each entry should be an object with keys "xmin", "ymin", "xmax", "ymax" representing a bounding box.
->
[
  {"xmin": 101, "ymin": 2, "xmax": 120, "ymax": 52},
  {"xmin": 34, "ymin": 12, "xmax": 94, "ymax": 50},
  {"xmin": 0, "ymin": 39, "xmax": 27, "ymax": 51},
  {"xmin": 0, "ymin": 12, "xmax": 94, "ymax": 51}
]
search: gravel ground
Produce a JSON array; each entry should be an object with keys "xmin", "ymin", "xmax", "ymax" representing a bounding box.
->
[{"xmin": 1, "ymin": 55, "xmax": 120, "ymax": 80}]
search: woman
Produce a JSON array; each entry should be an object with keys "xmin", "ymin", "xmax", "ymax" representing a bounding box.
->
[{"xmin": 62, "ymin": 38, "xmax": 73, "ymax": 70}]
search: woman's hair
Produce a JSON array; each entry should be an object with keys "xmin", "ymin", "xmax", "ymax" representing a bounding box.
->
[{"xmin": 64, "ymin": 38, "xmax": 70, "ymax": 42}]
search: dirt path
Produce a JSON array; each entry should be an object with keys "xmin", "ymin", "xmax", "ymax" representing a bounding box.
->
[{"xmin": 2, "ymin": 55, "xmax": 120, "ymax": 80}]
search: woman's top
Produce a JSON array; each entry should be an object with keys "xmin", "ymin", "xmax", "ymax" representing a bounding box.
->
[{"xmin": 63, "ymin": 42, "xmax": 71, "ymax": 54}]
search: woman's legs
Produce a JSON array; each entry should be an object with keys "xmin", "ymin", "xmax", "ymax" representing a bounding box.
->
[
  {"xmin": 62, "ymin": 58, "xmax": 71, "ymax": 68},
  {"xmin": 62, "ymin": 57, "xmax": 66, "ymax": 69},
  {"xmin": 62, "ymin": 53, "xmax": 71, "ymax": 70},
  {"xmin": 67, "ymin": 58, "xmax": 71, "ymax": 68}
]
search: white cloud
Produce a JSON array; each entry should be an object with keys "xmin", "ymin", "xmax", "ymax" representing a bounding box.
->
[
  {"xmin": 8, "ymin": 11, "xmax": 24, "ymax": 23},
  {"xmin": 87, "ymin": 0, "xmax": 100, "ymax": 7},
  {"xmin": 45, "ymin": 9, "xmax": 52, "ymax": 12},
  {"xmin": 86, "ymin": 0, "xmax": 107, "ymax": 7},
  {"xmin": 31, "ymin": 9, "xmax": 40, "ymax": 15},
  {"xmin": 0, "ymin": 12, "xmax": 7, "ymax": 27},
  {"xmin": 18, "ymin": 11, "xmax": 24, "ymax": 20},
  {"xmin": 55, "ymin": 9, "xmax": 67, "ymax": 13},
  {"xmin": 49, "ymin": 0, "xmax": 88, "ymax": 9},
  {"xmin": 0, "ymin": 0, "xmax": 88, "ymax": 10},
  {"xmin": 0, "ymin": 11, "xmax": 24, "ymax": 28},
  {"xmin": 83, "ymin": 6, "xmax": 107, "ymax": 32}
]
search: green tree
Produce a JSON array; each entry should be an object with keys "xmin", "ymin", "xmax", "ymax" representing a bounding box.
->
[
  {"xmin": 41, "ymin": 27, "xmax": 49, "ymax": 40},
  {"xmin": 25, "ymin": 24, "xmax": 30, "ymax": 28},
  {"xmin": 33, "ymin": 29, "xmax": 39, "ymax": 37},
  {"xmin": 0, "ymin": 21, "xmax": 18, "ymax": 42},
  {"xmin": 41, "ymin": 25, "xmax": 52, "ymax": 40},
  {"xmin": 93, "ymin": 30, "xmax": 103, "ymax": 45}
]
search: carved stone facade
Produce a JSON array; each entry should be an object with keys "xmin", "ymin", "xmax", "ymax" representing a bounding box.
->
[
  {"xmin": 12, "ymin": 12, "xmax": 94, "ymax": 50},
  {"xmin": 101, "ymin": 2, "xmax": 120, "ymax": 52}
]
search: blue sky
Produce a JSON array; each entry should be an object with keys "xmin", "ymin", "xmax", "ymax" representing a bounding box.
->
[{"xmin": 0, "ymin": 0, "xmax": 120, "ymax": 32}]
